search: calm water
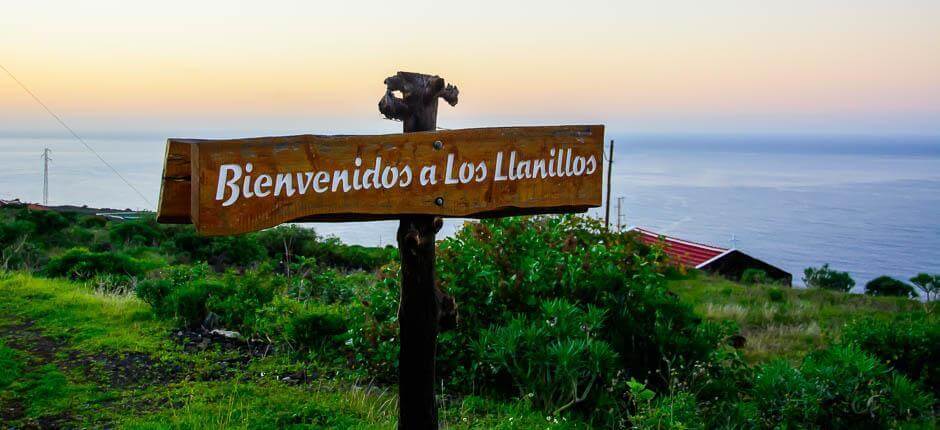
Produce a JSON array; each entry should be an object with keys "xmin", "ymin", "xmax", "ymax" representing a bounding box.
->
[{"xmin": 1, "ymin": 133, "xmax": 938, "ymax": 291}]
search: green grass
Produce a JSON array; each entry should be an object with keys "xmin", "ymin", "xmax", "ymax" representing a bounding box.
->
[
  {"xmin": 669, "ymin": 273, "xmax": 930, "ymax": 363},
  {"xmin": 0, "ymin": 271, "xmax": 172, "ymax": 353},
  {"xmin": 0, "ymin": 271, "xmax": 580, "ymax": 429}
]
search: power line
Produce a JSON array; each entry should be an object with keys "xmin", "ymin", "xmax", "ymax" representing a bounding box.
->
[{"xmin": 0, "ymin": 63, "xmax": 153, "ymax": 208}]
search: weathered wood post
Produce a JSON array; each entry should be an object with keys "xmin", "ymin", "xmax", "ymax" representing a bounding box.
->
[{"xmin": 379, "ymin": 71, "xmax": 459, "ymax": 429}]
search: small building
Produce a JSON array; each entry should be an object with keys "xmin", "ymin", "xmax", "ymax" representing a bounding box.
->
[{"xmin": 627, "ymin": 227, "xmax": 792, "ymax": 286}]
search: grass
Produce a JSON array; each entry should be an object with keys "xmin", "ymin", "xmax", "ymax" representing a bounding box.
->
[
  {"xmin": 0, "ymin": 271, "xmax": 580, "ymax": 429},
  {"xmin": 669, "ymin": 273, "xmax": 930, "ymax": 363}
]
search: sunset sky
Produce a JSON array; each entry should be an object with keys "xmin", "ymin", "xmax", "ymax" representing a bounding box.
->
[{"xmin": 2, "ymin": 0, "xmax": 939, "ymax": 136}]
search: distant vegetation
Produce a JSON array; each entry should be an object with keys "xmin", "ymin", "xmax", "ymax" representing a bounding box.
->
[
  {"xmin": 0, "ymin": 204, "xmax": 936, "ymax": 428},
  {"xmin": 803, "ymin": 263, "xmax": 856, "ymax": 292},
  {"xmin": 865, "ymin": 275, "xmax": 917, "ymax": 298}
]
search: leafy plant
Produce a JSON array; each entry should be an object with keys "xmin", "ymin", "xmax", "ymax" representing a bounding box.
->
[
  {"xmin": 803, "ymin": 264, "xmax": 855, "ymax": 292},
  {"xmin": 285, "ymin": 304, "xmax": 348, "ymax": 350},
  {"xmin": 864, "ymin": 276, "xmax": 916, "ymax": 298},
  {"xmin": 842, "ymin": 313, "xmax": 939, "ymax": 395},
  {"xmin": 748, "ymin": 346, "xmax": 935, "ymax": 428},
  {"xmin": 475, "ymin": 299, "xmax": 616, "ymax": 414},
  {"xmin": 44, "ymin": 247, "xmax": 147, "ymax": 280},
  {"xmin": 910, "ymin": 273, "xmax": 939, "ymax": 301}
]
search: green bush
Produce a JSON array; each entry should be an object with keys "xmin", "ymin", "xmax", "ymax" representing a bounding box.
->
[
  {"xmin": 748, "ymin": 346, "xmax": 935, "ymax": 428},
  {"xmin": 864, "ymin": 275, "xmax": 916, "ymax": 298},
  {"xmin": 803, "ymin": 264, "xmax": 855, "ymax": 291},
  {"xmin": 14, "ymin": 209, "xmax": 68, "ymax": 235},
  {"xmin": 311, "ymin": 238, "xmax": 396, "ymax": 271},
  {"xmin": 344, "ymin": 264, "xmax": 401, "ymax": 381},
  {"xmin": 740, "ymin": 268, "xmax": 769, "ymax": 285},
  {"xmin": 109, "ymin": 218, "xmax": 163, "ymax": 246},
  {"xmin": 767, "ymin": 288, "xmax": 787, "ymax": 303},
  {"xmin": 168, "ymin": 280, "xmax": 227, "ymax": 328},
  {"xmin": 136, "ymin": 265, "xmax": 280, "ymax": 331},
  {"xmin": 842, "ymin": 314, "xmax": 939, "ymax": 395},
  {"xmin": 44, "ymin": 247, "xmax": 146, "ymax": 280},
  {"xmin": 207, "ymin": 272, "xmax": 281, "ymax": 330},
  {"xmin": 285, "ymin": 304, "xmax": 348, "ymax": 350},
  {"xmin": 77, "ymin": 215, "xmax": 108, "ymax": 229},
  {"xmin": 628, "ymin": 383, "xmax": 702, "ymax": 430},
  {"xmin": 256, "ymin": 225, "xmax": 320, "ymax": 261},
  {"xmin": 348, "ymin": 216, "xmax": 734, "ymax": 419},
  {"xmin": 0, "ymin": 220, "xmax": 36, "ymax": 246},
  {"xmin": 475, "ymin": 299, "xmax": 616, "ymax": 414},
  {"xmin": 135, "ymin": 264, "xmax": 212, "ymax": 312},
  {"xmin": 910, "ymin": 273, "xmax": 939, "ymax": 301},
  {"xmin": 170, "ymin": 229, "xmax": 266, "ymax": 268}
]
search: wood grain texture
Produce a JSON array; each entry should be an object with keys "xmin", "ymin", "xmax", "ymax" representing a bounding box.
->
[
  {"xmin": 155, "ymin": 139, "xmax": 191, "ymax": 223},
  {"xmin": 157, "ymin": 125, "xmax": 604, "ymax": 235}
]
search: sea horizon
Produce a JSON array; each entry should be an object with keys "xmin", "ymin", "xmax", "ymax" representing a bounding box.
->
[{"xmin": 2, "ymin": 131, "xmax": 938, "ymax": 291}]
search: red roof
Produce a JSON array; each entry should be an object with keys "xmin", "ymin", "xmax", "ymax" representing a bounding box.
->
[{"xmin": 628, "ymin": 227, "xmax": 729, "ymax": 268}]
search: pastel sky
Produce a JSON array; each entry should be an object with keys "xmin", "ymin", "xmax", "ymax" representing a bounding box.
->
[{"xmin": 2, "ymin": 0, "xmax": 939, "ymax": 136}]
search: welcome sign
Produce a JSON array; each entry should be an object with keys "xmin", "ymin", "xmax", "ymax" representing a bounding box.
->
[{"xmin": 157, "ymin": 125, "xmax": 604, "ymax": 235}]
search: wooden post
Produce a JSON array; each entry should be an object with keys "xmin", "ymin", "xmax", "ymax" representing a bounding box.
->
[
  {"xmin": 604, "ymin": 139, "xmax": 614, "ymax": 229},
  {"xmin": 379, "ymin": 71, "xmax": 459, "ymax": 430}
]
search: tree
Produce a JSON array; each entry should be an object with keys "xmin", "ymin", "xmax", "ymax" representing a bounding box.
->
[
  {"xmin": 863, "ymin": 276, "xmax": 915, "ymax": 298},
  {"xmin": 803, "ymin": 264, "xmax": 855, "ymax": 292},
  {"xmin": 909, "ymin": 273, "xmax": 939, "ymax": 301}
]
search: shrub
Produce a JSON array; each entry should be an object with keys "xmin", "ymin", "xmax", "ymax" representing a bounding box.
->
[
  {"xmin": 767, "ymin": 288, "xmax": 787, "ymax": 303},
  {"xmin": 864, "ymin": 276, "xmax": 916, "ymax": 298},
  {"xmin": 628, "ymin": 383, "xmax": 702, "ymax": 430},
  {"xmin": 475, "ymin": 299, "xmax": 617, "ymax": 414},
  {"xmin": 44, "ymin": 248, "xmax": 146, "ymax": 280},
  {"xmin": 349, "ymin": 216, "xmax": 733, "ymax": 419},
  {"xmin": 136, "ymin": 265, "xmax": 280, "ymax": 331},
  {"xmin": 749, "ymin": 360, "xmax": 824, "ymax": 425},
  {"xmin": 256, "ymin": 225, "xmax": 320, "ymax": 261},
  {"xmin": 740, "ymin": 268, "xmax": 769, "ymax": 285},
  {"xmin": 748, "ymin": 346, "xmax": 935, "ymax": 427},
  {"xmin": 170, "ymin": 229, "xmax": 266, "ymax": 268},
  {"xmin": 14, "ymin": 209, "xmax": 67, "ymax": 235},
  {"xmin": 78, "ymin": 215, "xmax": 108, "ymax": 229},
  {"xmin": 344, "ymin": 263, "xmax": 401, "ymax": 381},
  {"xmin": 803, "ymin": 264, "xmax": 855, "ymax": 291},
  {"xmin": 109, "ymin": 218, "xmax": 163, "ymax": 246},
  {"xmin": 207, "ymin": 272, "xmax": 281, "ymax": 330},
  {"xmin": 285, "ymin": 304, "xmax": 348, "ymax": 350},
  {"xmin": 910, "ymin": 273, "xmax": 939, "ymax": 301},
  {"xmin": 167, "ymin": 280, "xmax": 227, "ymax": 328},
  {"xmin": 135, "ymin": 264, "xmax": 212, "ymax": 313},
  {"xmin": 842, "ymin": 314, "xmax": 939, "ymax": 395},
  {"xmin": 0, "ymin": 220, "xmax": 36, "ymax": 246},
  {"xmin": 289, "ymin": 267, "xmax": 362, "ymax": 304},
  {"xmin": 311, "ymin": 238, "xmax": 396, "ymax": 271}
]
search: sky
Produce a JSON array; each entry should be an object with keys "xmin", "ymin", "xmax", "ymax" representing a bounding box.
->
[{"xmin": 2, "ymin": 0, "xmax": 939, "ymax": 137}]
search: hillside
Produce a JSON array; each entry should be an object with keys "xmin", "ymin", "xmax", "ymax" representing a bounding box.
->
[
  {"xmin": 1, "ymin": 206, "xmax": 936, "ymax": 428},
  {"xmin": 670, "ymin": 275, "xmax": 927, "ymax": 363}
]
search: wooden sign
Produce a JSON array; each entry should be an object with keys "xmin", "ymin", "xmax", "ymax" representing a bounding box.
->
[{"xmin": 157, "ymin": 125, "xmax": 604, "ymax": 235}]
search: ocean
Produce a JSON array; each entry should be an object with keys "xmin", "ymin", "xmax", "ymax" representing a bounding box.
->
[{"xmin": 1, "ymin": 133, "xmax": 938, "ymax": 291}]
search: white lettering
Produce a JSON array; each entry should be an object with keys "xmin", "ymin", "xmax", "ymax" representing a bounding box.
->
[{"xmin": 216, "ymin": 164, "xmax": 242, "ymax": 207}]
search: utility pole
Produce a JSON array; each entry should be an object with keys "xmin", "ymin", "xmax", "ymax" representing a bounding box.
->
[
  {"xmin": 41, "ymin": 148, "xmax": 51, "ymax": 205},
  {"xmin": 604, "ymin": 139, "xmax": 614, "ymax": 229},
  {"xmin": 616, "ymin": 196, "xmax": 624, "ymax": 231}
]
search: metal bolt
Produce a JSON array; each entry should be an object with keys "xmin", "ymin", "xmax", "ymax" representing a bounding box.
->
[
  {"xmin": 433, "ymin": 140, "xmax": 443, "ymax": 150},
  {"xmin": 434, "ymin": 197, "xmax": 444, "ymax": 206}
]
